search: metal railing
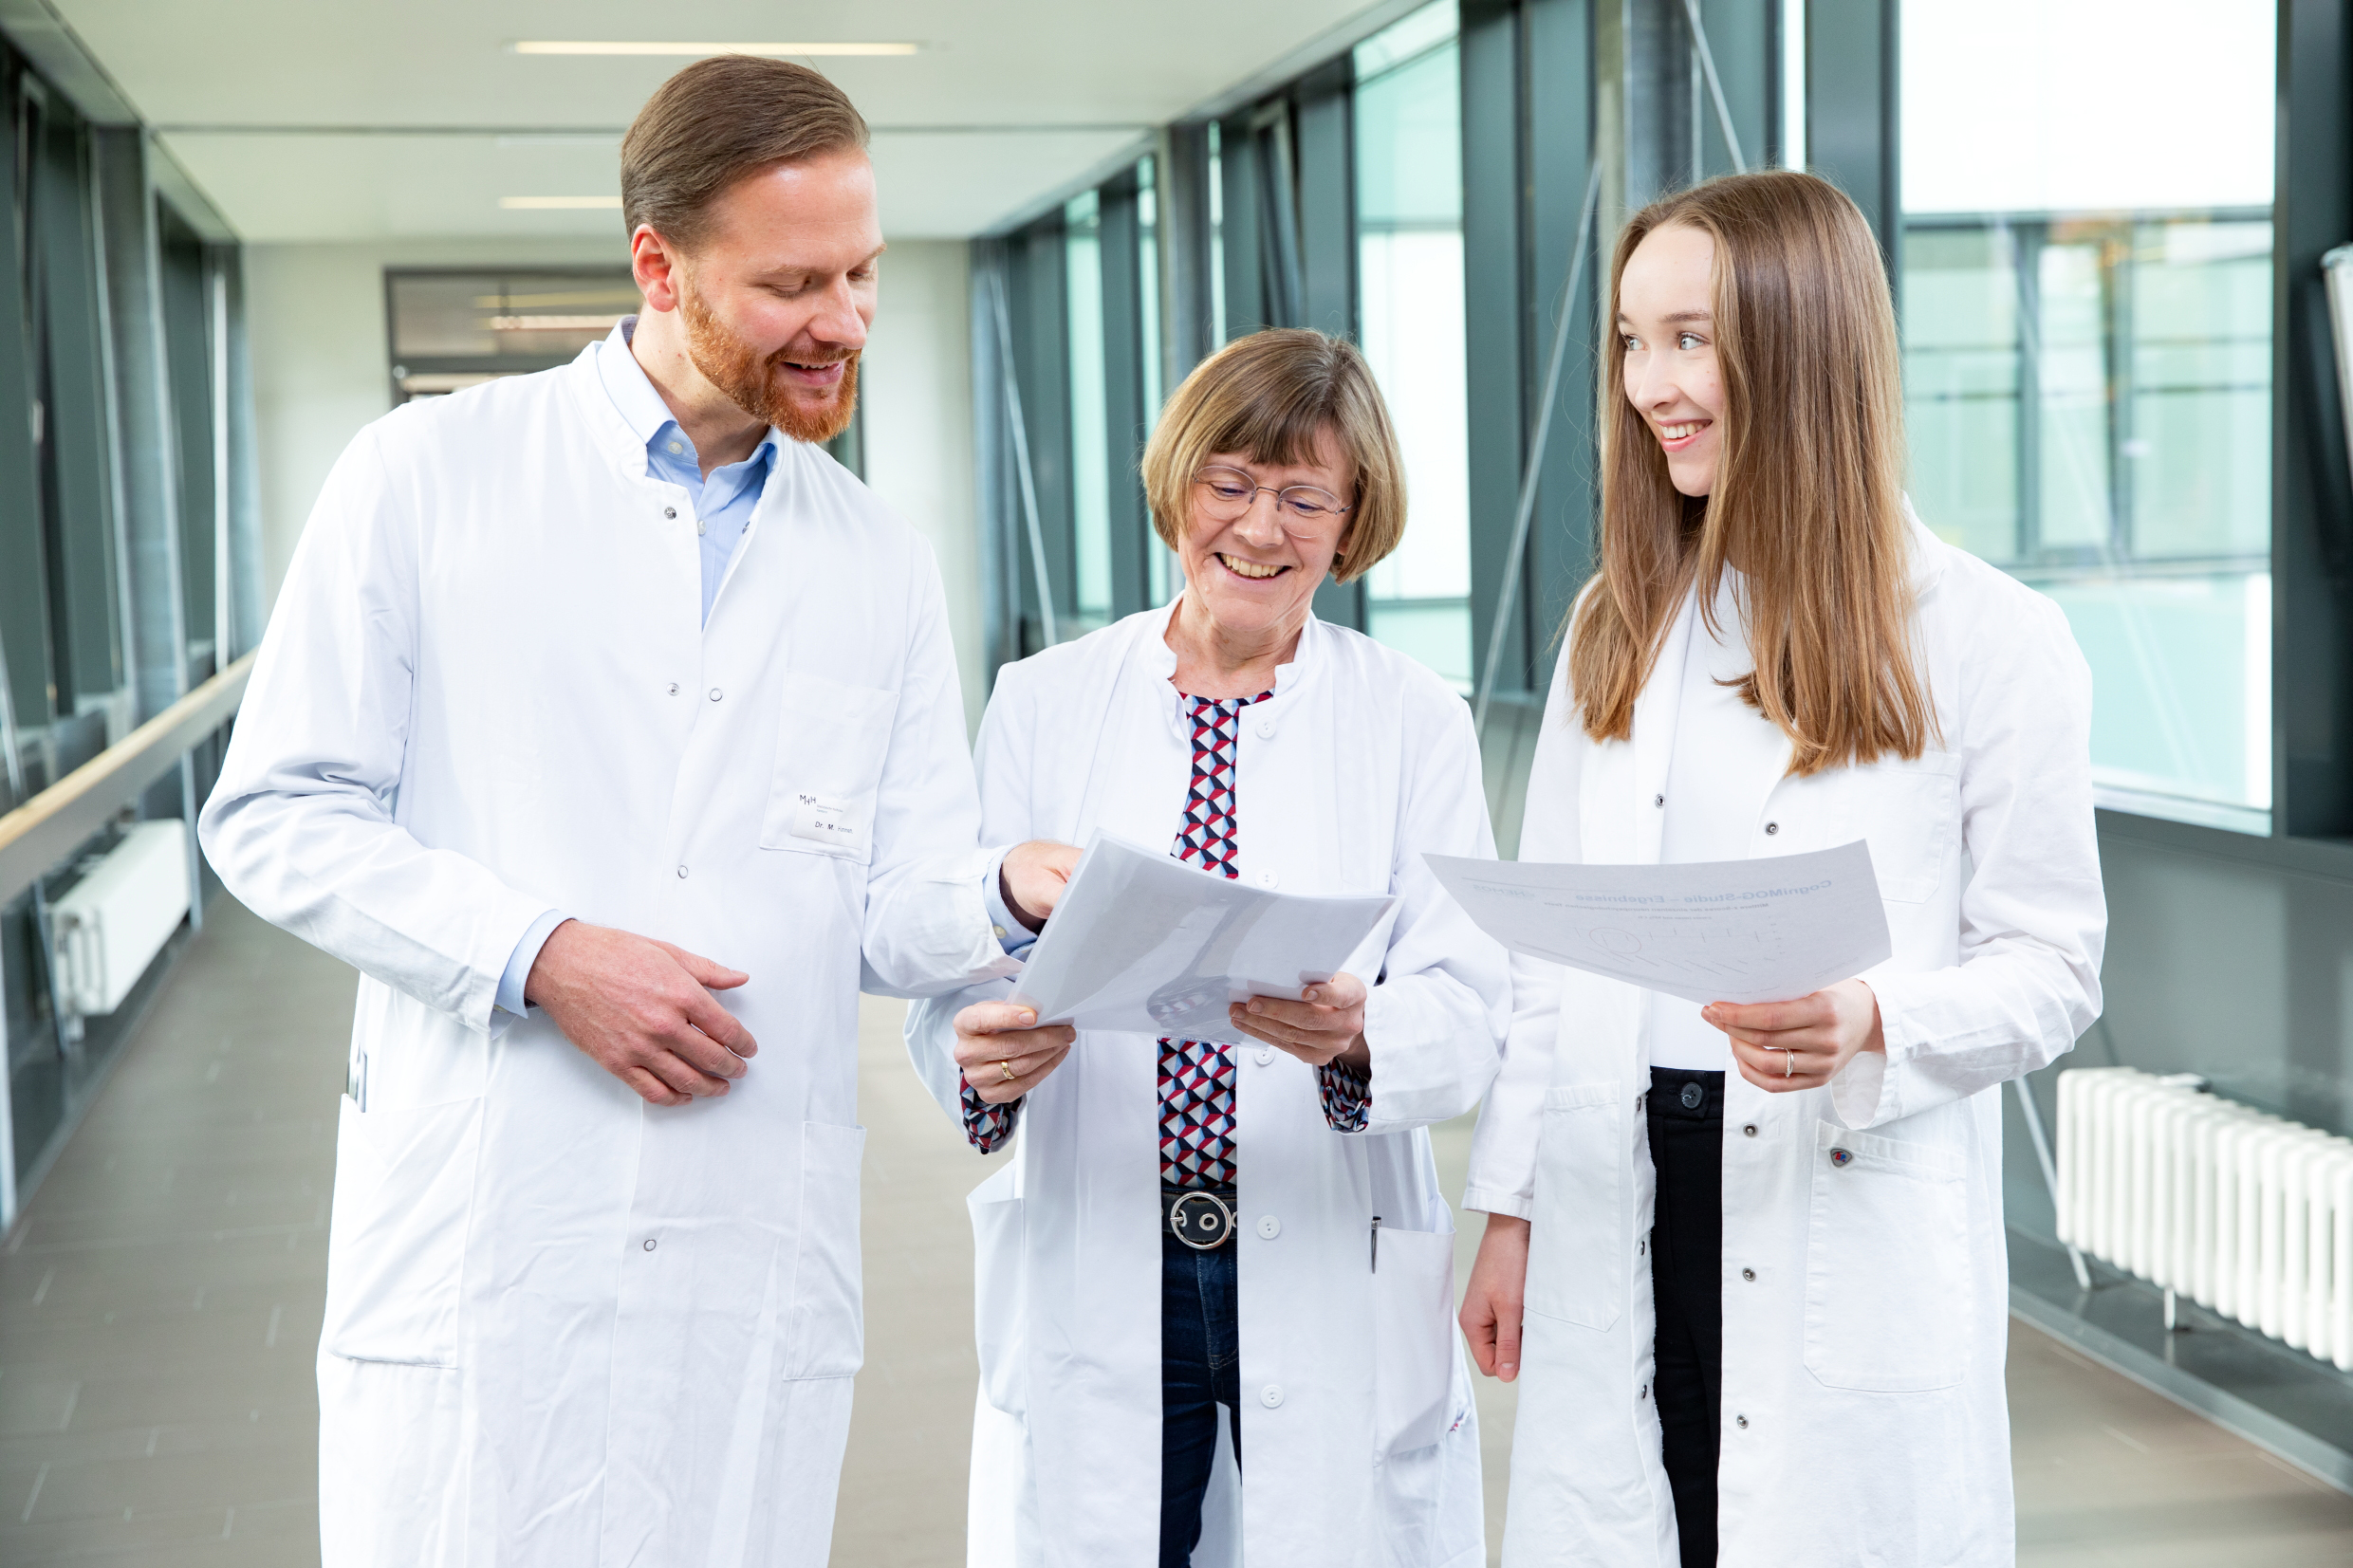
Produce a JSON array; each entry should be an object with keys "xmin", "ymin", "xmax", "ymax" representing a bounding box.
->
[{"xmin": 0, "ymin": 650, "xmax": 254, "ymax": 912}]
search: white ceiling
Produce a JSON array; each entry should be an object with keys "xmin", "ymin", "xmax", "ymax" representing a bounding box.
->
[{"xmin": 39, "ymin": 0, "xmax": 1407, "ymax": 243}]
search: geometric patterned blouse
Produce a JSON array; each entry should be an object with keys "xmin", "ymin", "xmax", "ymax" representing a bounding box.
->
[{"xmin": 959, "ymin": 690, "xmax": 1371, "ymax": 1181}]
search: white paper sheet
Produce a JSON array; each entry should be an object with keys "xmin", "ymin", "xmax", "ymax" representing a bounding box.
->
[
  {"xmin": 1424, "ymin": 840, "xmax": 1892, "ymax": 1005},
  {"xmin": 1008, "ymin": 833, "xmax": 1399, "ymax": 1042}
]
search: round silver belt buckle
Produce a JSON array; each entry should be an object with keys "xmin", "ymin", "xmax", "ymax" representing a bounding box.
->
[{"xmin": 1172, "ymin": 1190, "xmax": 1235, "ymax": 1251}]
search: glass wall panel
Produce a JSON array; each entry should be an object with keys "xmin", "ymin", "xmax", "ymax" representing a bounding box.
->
[
  {"xmin": 1065, "ymin": 191, "xmax": 1112, "ymax": 627},
  {"xmin": 385, "ymin": 268, "xmax": 638, "ymax": 402},
  {"xmin": 1355, "ymin": 0, "xmax": 1472, "ymax": 690},
  {"xmin": 1900, "ymin": 0, "xmax": 2275, "ymax": 827},
  {"xmin": 1139, "ymin": 157, "xmax": 1178, "ymax": 607}
]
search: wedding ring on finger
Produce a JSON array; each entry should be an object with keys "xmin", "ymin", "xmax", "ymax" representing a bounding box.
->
[
  {"xmin": 998, "ymin": 1059, "xmax": 1016, "ymax": 1083},
  {"xmin": 1782, "ymin": 1048, "xmax": 1794, "ymax": 1079}
]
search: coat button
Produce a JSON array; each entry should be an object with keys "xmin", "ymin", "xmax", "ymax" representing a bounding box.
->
[
  {"xmin": 1741, "ymin": 1267, "xmax": 1756, "ymax": 1282},
  {"xmin": 1256, "ymin": 870, "xmax": 1279, "ymax": 889},
  {"xmin": 643, "ymin": 1238, "xmax": 658, "ymax": 1252},
  {"xmin": 663, "ymin": 507, "xmax": 677, "ymax": 520},
  {"xmin": 1830, "ymin": 1147, "xmax": 1853, "ymax": 1167},
  {"xmin": 1255, "ymin": 718, "xmax": 1276, "ymax": 739},
  {"xmin": 1260, "ymin": 1385, "xmax": 1284, "ymax": 1409},
  {"xmin": 1764, "ymin": 821, "xmax": 1780, "ymax": 836},
  {"xmin": 1257, "ymin": 1215, "xmax": 1281, "ymax": 1240},
  {"xmin": 1653, "ymin": 793, "xmax": 1665, "ymax": 808},
  {"xmin": 1735, "ymin": 1414, "xmax": 1750, "ymax": 1430},
  {"xmin": 1743, "ymin": 1123, "xmax": 1758, "ymax": 1137},
  {"xmin": 708, "ymin": 688, "xmax": 723, "ymax": 701},
  {"xmin": 676, "ymin": 865, "xmax": 689, "ymax": 879},
  {"xmin": 1256, "ymin": 1047, "xmax": 1275, "ymax": 1066},
  {"xmin": 667, "ymin": 682, "xmax": 679, "ymax": 696}
]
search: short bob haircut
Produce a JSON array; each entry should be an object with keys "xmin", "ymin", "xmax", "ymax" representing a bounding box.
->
[{"xmin": 1139, "ymin": 328, "xmax": 1406, "ymax": 584}]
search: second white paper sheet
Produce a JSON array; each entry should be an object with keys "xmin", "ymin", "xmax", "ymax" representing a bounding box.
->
[
  {"xmin": 1425, "ymin": 840, "xmax": 1892, "ymax": 1005},
  {"xmin": 1010, "ymin": 834, "xmax": 1398, "ymax": 1043}
]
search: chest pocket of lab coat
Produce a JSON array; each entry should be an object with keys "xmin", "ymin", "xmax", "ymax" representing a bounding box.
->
[
  {"xmin": 1525, "ymin": 1082, "xmax": 1625, "ymax": 1331},
  {"xmin": 1802, "ymin": 1121, "xmax": 1973, "ymax": 1393},
  {"xmin": 758, "ymin": 673, "xmax": 899, "ymax": 863},
  {"xmin": 1837, "ymin": 752, "xmax": 1960, "ymax": 904}
]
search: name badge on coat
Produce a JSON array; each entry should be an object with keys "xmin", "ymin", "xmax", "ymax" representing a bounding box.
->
[{"xmin": 787, "ymin": 792, "xmax": 861, "ymax": 848}]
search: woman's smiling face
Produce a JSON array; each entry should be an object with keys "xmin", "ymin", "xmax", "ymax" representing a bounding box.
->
[
  {"xmin": 1617, "ymin": 221, "xmax": 1726, "ymax": 498},
  {"xmin": 1175, "ymin": 430, "xmax": 1354, "ymax": 644}
]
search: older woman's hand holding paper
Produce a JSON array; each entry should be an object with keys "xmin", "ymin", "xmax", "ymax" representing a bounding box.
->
[{"xmin": 1229, "ymin": 971, "xmax": 1370, "ymax": 1072}]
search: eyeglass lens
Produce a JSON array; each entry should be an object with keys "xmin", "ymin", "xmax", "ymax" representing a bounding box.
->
[{"xmin": 1195, "ymin": 467, "xmax": 1346, "ymax": 527}]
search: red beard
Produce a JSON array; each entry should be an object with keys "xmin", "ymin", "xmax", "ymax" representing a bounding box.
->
[{"xmin": 680, "ymin": 283, "xmax": 860, "ymax": 444}]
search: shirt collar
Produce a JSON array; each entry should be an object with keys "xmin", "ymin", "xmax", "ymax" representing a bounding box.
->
[{"xmin": 596, "ymin": 316, "xmax": 780, "ymax": 469}]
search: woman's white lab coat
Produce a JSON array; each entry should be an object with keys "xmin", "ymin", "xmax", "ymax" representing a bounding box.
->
[
  {"xmin": 1463, "ymin": 516, "xmax": 2106, "ymax": 1567},
  {"xmin": 907, "ymin": 604, "xmax": 1511, "ymax": 1568},
  {"xmin": 199, "ymin": 347, "xmax": 1014, "ymax": 1567}
]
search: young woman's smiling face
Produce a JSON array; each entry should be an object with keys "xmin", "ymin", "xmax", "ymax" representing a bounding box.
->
[{"xmin": 1617, "ymin": 222, "xmax": 1725, "ymax": 498}]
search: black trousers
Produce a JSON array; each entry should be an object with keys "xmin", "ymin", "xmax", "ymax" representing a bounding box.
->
[{"xmin": 1649, "ymin": 1067, "xmax": 1723, "ymax": 1568}]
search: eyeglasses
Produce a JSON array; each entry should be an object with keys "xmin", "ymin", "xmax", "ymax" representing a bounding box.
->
[{"xmin": 1192, "ymin": 465, "xmax": 1352, "ymax": 530}]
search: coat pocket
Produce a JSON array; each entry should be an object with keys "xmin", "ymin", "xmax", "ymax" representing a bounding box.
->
[
  {"xmin": 323, "ymin": 1093, "xmax": 482, "ymax": 1367},
  {"xmin": 782, "ymin": 1121, "xmax": 868, "ymax": 1380},
  {"xmin": 1802, "ymin": 1120, "xmax": 1973, "ymax": 1392},
  {"xmin": 1371, "ymin": 1223, "xmax": 1459, "ymax": 1454},
  {"xmin": 1841, "ymin": 754, "xmax": 1961, "ymax": 904},
  {"xmin": 1525, "ymin": 1082, "xmax": 1625, "ymax": 1331},
  {"xmin": 757, "ymin": 673, "xmax": 899, "ymax": 863},
  {"xmin": 968, "ymin": 1163, "xmax": 1027, "ymax": 1418}
]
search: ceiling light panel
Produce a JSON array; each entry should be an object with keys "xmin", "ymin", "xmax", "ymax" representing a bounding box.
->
[{"xmin": 510, "ymin": 42, "xmax": 920, "ymax": 58}]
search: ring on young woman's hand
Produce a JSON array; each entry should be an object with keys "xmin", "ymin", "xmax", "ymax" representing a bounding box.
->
[
  {"xmin": 998, "ymin": 1059, "xmax": 1016, "ymax": 1082},
  {"xmin": 1782, "ymin": 1048, "xmax": 1794, "ymax": 1079}
]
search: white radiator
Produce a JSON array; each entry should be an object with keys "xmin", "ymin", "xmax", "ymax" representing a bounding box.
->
[
  {"xmin": 49, "ymin": 819, "xmax": 192, "ymax": 1018},
  {"xmin": 2056, "ymin": 1066, "xmax": 2353, "ymax": 1369}
]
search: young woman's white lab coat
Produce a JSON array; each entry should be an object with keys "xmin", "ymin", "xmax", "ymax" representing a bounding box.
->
[
  {"xmin": 1464, "ymin": 515, "xmax": 2106, "ymax": 1567},
  {"xmin": 200, "ymin": 347, "xmax": 1015, "ymax": 1567},
  {"xmin": 907, "ymin": 604, "xmax": 1511, "ymax": 1568}
]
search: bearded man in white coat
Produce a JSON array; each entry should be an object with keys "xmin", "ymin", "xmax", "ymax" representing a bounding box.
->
[{"xmin": 200, "ymin": 57, "xmax": 1068, "ymax": 1568}]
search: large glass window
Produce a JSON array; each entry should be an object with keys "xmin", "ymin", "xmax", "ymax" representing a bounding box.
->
[
  {"xmin": 1901, "ymin": 0, "xmax": 2276, "ymax": 829},
  {"xmin": 1355, "ymin": 0, "xmax": 1472, "ymax": 690},
  {"xmin": 385, "ymin": 268, "xmax": 638, "ymax": 403},
  {"xmin": 1065, "ymin": 191, "xmax": 1113, "ymax": 629}
]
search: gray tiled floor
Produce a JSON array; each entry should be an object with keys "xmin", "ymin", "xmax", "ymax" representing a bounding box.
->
[{"xmin": 7, "ymin": 897, "xmax": 2353, "ymax": 1565}]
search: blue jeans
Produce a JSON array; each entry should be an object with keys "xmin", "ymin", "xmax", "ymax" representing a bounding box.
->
[{"xmin": 1161, "ymin": 1230, "xmax": 1240, "ymax": 1568}]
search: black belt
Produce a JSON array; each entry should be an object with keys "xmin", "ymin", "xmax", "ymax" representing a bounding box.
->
[{"xmin": 1162, "ymin": 1185, "xmax": 1238, "ymax": 1250}]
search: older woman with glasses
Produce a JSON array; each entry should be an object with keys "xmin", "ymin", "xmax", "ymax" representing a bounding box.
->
[{"xmin": 907, "ymin": 328, "xmax": 1510, "ymax": 1568}]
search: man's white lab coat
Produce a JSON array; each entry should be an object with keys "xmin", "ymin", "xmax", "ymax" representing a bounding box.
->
[
  {"xmin": 200, "ymin": 346, "xmax": 1011, "ymax": 1567},
  {"xmin": 1465, "ymin": 516, "xmax": 2107, "ymax": 1566},
  {"xmin": 906, "ymin": 605, "xmax": 1510, "ymax": 1568}
]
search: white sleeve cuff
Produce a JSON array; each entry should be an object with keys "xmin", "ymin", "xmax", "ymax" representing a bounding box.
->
[{"xmin": 1460, "ymin": 1186, "xmax": 1535, "ymax": 1221}]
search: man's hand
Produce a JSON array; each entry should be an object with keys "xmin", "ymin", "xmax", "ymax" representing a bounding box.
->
[
  {"xmin": 1706, "ymin": 977, "xmax": 1883, "ymax": 1094},
  {"xmin": 1461, "ymin": 1213, "xmax": 1530, "ymax": 1382},
  {"xmin": 1000, "ymin": 840, "xmax": 1083, "ymax": 932},
  {"xmin": 525, "ymin": 920, "xmax": 758, "ymax": 1107},
  {"xmin": 954, "ymin": 1001, "xmax": 1076, "ymax": 1104},
  {"xmin": 1230, "ymin": 971, "xmax": 1369, "ymax": 1073}
]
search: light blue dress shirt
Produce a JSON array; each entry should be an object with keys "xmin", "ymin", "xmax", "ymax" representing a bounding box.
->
[{"xmin": 492, "ymin": 318, "xmax": 783, "ymax": 1015}]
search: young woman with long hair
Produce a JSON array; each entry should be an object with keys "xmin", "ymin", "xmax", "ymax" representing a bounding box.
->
[{"xmin": 1455, "ymin": 171, "xmax": 2106, "ymax": 1566}]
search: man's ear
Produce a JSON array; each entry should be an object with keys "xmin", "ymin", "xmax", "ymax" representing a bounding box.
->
[{"xmin": 631, "ymin": 226, "xmax": 684, "ymax": 314}]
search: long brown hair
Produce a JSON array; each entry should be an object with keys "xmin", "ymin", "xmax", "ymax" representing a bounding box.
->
[{"xmin": 1568, "ymin": 170, "xmax": 1933, "ymax": 775}]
